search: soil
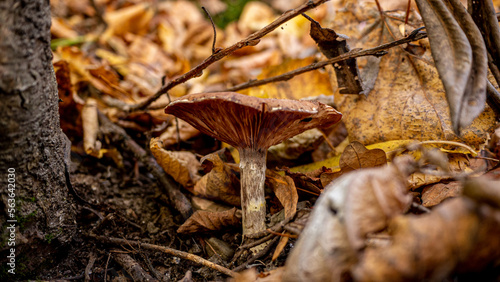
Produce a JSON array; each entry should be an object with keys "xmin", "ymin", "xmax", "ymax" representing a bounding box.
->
[{"xmin": 35, "ymin": 147, "xmax": 290, "ymax": 281}]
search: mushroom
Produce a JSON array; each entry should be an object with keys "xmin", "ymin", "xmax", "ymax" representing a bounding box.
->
[{"xmin": 165, "ymin": 92, "xmax": 342, "ymax": 236}]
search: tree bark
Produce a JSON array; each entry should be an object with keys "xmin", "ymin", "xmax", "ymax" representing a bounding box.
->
[{"xmin": 0, "ymin": 0, "xmax": 76, "ymax": 278}]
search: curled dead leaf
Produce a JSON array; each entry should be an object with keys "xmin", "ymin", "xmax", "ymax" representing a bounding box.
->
[
  {"xmin": 189, "ymin": 152, "xmax": 241, "ymax": 206},
  {"xmin": 266, "ymin": 170, "xmax": 298, "ymax": 220},
  {"xmin": 177, "ymin": 207, "xmax": 241, "ymax": 234},
  {"xmin": 150, "ymin": 137, "xmax": 201, "ymax": 187}
]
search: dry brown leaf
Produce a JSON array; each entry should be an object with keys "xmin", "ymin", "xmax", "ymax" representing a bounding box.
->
[
  {"xmin": 306, "ymin": 14, "xmax": 364, "ymax": 95},
  {"xmin": 266, "ymin": 170, "xmax": 298, "ymax": 220},
  {"xmin": 284, "ymin": 156, "xmax": 413, "ymax": 281},
  {"xmin": 150, "ymin": 137, "xmax": 201, "ymax": 187},
  {"xmin": 268, "ymin": 129, "xmax": 326, "ymax": 161},
  {"xmin": 189, "ymin": 152, "xmax": 241, "ymax": 206},
  {"xmin": 416, "ymin": 0, "xmax": 487, "ymax": 132},
  {"xmin": 272, "ymin": 235, "xmax": 289, "ymax": 261},
  {"xmin": 329, "ymin": 1, "xmax": 496, "ymax": 149},
  {"xmin": 339, "ymin": 141, "xmax": 387, "ymax": 172},
  {"xmin": 353, "ymin": 194, "xmax": 500, "ymax": 281},
  {"xmin": 101, "ymin": 3, "xmax": 154, "ymax": 43},
  {"xmin": 421, "ymin": 181, "xmax": 462, "ymax": 207},
  {"xmin": 237, "ymin": 1, "xmax": 276, "ymax": 34},
  {"xmin": 320, "ymin": 141, "xmax": 387, "ymax": 187},
  {"xmin": 51, "ymin": 17, "xmax": 79, "ymax": 38},
  {"xmin": 177, "ymin": 207, "xmax": 241, "ymax": 234},
  {"xmin": 159, "ymin": 119, "xmax": 201, "ymax": 147}
]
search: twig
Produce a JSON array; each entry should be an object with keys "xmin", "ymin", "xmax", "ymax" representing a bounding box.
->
[
  {"xmin": 113, "ymin": 251, "xmax": 158, "ymax": 281},
  {"xmin": 226, "ymin": 27, "xmax": 427, "ymax": 92},
  {"xmin": 97, "ymin": 111, "xmax": 193, "ymax": 219},
  {"xmin": 90, "ymin": 234, "xmax": 237, "ymax": 277},
  {"xmin": 84, "ymin": 251, "xmax": 97, "ymax": 282},
  {"xmin": 125, "ymin": 0, "xmax": 330, "ymax": 112},
  {"xmin": 239, "ymin": 233, "xmax": 275, "ymax": 249},
  {"xmin": 202, "ymin": 6, "xmax": 217, "ymax": 54},
  {"xmin": 232, "ymin": 236, "xmax": 280, "ymax": 272},
  {"xmin": 266, "ymin": 229, "xmax": 298, "ymax": 238},
  {"xmin": 104, "ymin": 252, "xmax": 111, "ymax": 282}
]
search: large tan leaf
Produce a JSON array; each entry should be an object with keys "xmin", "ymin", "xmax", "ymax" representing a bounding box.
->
[{"xmin": 328, "ymin": 1, "xmax": 496, "ymax": 149}]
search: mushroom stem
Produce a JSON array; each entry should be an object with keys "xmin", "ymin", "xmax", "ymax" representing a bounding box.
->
[{"xmin": 239, "ymin": 147, "xmax": 267, "ymax": 236}]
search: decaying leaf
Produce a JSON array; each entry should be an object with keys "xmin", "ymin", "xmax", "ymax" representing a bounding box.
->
[
  {"xmin": 159, "ymin": 118, "xmax": 201, "ymax": 147},
  {"xmin": 421, "ymin": 181, "xmax": 462, "ymax": 207},
  {"xmin": 469, "ymin": 0, "xmax": 500, "ymax": 73},
  {"xmin": 266, "ymin": 170, "xmax": 298, "ymax": 220},
  {"xmin": 177, "ymin": 207, "xmax": 241, "ymax": 234},
  {"xmin": 304, "ymin": 14, "xmax": 364, "ymax": 95},
  {"xmin": 189, "ymin": 152, "xmax": 241, "ymax": 206},
  {"xmin": 329, "ymin": 1, "xmax": 496, "ymax": 148},
  {"xmin": 338, "ymin": 141, "xmax": 387, "ymax": 172},
  {"xmin": 416, "ymin": 0, "xmax": 487, "ymax": 132},
  {"xmin": 150, "ymin": 137, "xmax": 201, "ymax": 187},
  {"xmin": 305, "ymin": 141, "xmax": 387, "ymax": 187},
  {"xmin": 353, "ymin": 194, "xmax": 500, "ymax": 281},
  {"xmin": 283, "ymin": 156, "xmax": 413, "ymax": 281}
]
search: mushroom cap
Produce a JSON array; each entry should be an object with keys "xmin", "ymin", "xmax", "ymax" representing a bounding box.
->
[{"xmin": 165, "ymin": 92, "xmax": 342, "ymax": 150}]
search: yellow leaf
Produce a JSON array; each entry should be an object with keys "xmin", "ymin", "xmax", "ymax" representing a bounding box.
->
[{"xmin": 239, "ymin": 57, "xmax": 333, "ymax": 100}]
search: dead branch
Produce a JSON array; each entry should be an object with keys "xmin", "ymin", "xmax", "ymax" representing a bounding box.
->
[
  {"xmin": 232, "ymin": 236, "xmax": 280, "ymax": 272},
  {"xmin": 98, "ymin": 111, "xmax": 193, "ymax": 219},
  {"xmin": 84, "ymin": 251, "xmax": 97, "ymax": 282},
  {"xmin": 90, "ymin": 235, "xmax": 237, "ymax": 277},
  {"xmin": 124, "ymin": 0, "xmax": 329, "ymax": 112},
  {"xmin": 113, "ymin": 251, "xmax": 158, "ymax": 281},
  {"xmin": 226, "ymin": 27, "xmax": 427, "ymax": 92}
]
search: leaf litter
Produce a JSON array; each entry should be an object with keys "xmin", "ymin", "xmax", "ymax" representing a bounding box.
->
[{"xmin": 46, "ymin": 0, "xmax": 500, "ymax": 281}]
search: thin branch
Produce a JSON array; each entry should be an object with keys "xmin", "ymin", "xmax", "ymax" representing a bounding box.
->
[
  {"xmin": 125, "ymin": 0, "xmax": 330, "ymax": 112},
  {"xmin": 90, "ymin": 235, "xmax": 237, "ymax": 277},
  {"xmin": 202, "ymin": 6, "xmax": 217, "ymax": 54},
  {"xmin": 225, "ymin": 27, "xmax": 427, "ymax": 92}
]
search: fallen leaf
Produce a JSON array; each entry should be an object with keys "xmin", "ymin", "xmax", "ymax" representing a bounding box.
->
[
  {"xmin": 329, "ymin": 2, "xmax": 496, "ymax": 149},
  {"xmin": 339, "ymin": 141, "xmax": 387, "ymax": 172},
  {"xmin": 353, "ymin": 195, "xmax": 500, "ymax": 281},
  {"xmin": 272, "ymin": 235, "xmax": 289, "ymax": 261},
  {"xmin": 415, "ymin": 0, "xmax": 487, "ymax": 132},
  {"xmin": 266, "ymin": 170, "xmax": 298, "ymax": 220},
  {"xmin": 101, "ymin": 3, "xmax": 154, "ymax": 43},
  {"xmin": 150, "ymin": 137, "xmax": 201, "ymax": 187},
  {"xmin": 189, "ymin": 152, "xmax": 241, "ymax": 206},
  {"xmin": 305, "ymin": 14, "xmax": 364, "ymax": 95},
  {"xmin": 177, "ymin": 207, "xmax": 241, "ymax": 234},
  {"xmin": 159, "ymin": 118, "xmax": 201, "ymax": 147},
  {"xmin": 240, "ymin": 57, "xmax": 333, "ymax": 100},
  {"xmin": 284, "ymin": 156, "xmax": 413, "ymax": 281},
  {"xmin": 421, "ymin": 181, "xmax": 462, "ymax": 207}
]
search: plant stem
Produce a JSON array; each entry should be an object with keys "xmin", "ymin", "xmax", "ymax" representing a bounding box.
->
[{"xmin": 239, "ymin": 147, "xmax": 267, "ymax": 236}]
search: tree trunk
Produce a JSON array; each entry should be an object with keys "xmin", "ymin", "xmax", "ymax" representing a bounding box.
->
[{"xmin": 0, "ymin": 0, "xmax": 76, "ymax": 278}]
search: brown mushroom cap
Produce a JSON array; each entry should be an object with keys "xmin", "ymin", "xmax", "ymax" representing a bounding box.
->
[{"xmin": 165, "ymin": 92, "xmax": 342, "ymax": 150}]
